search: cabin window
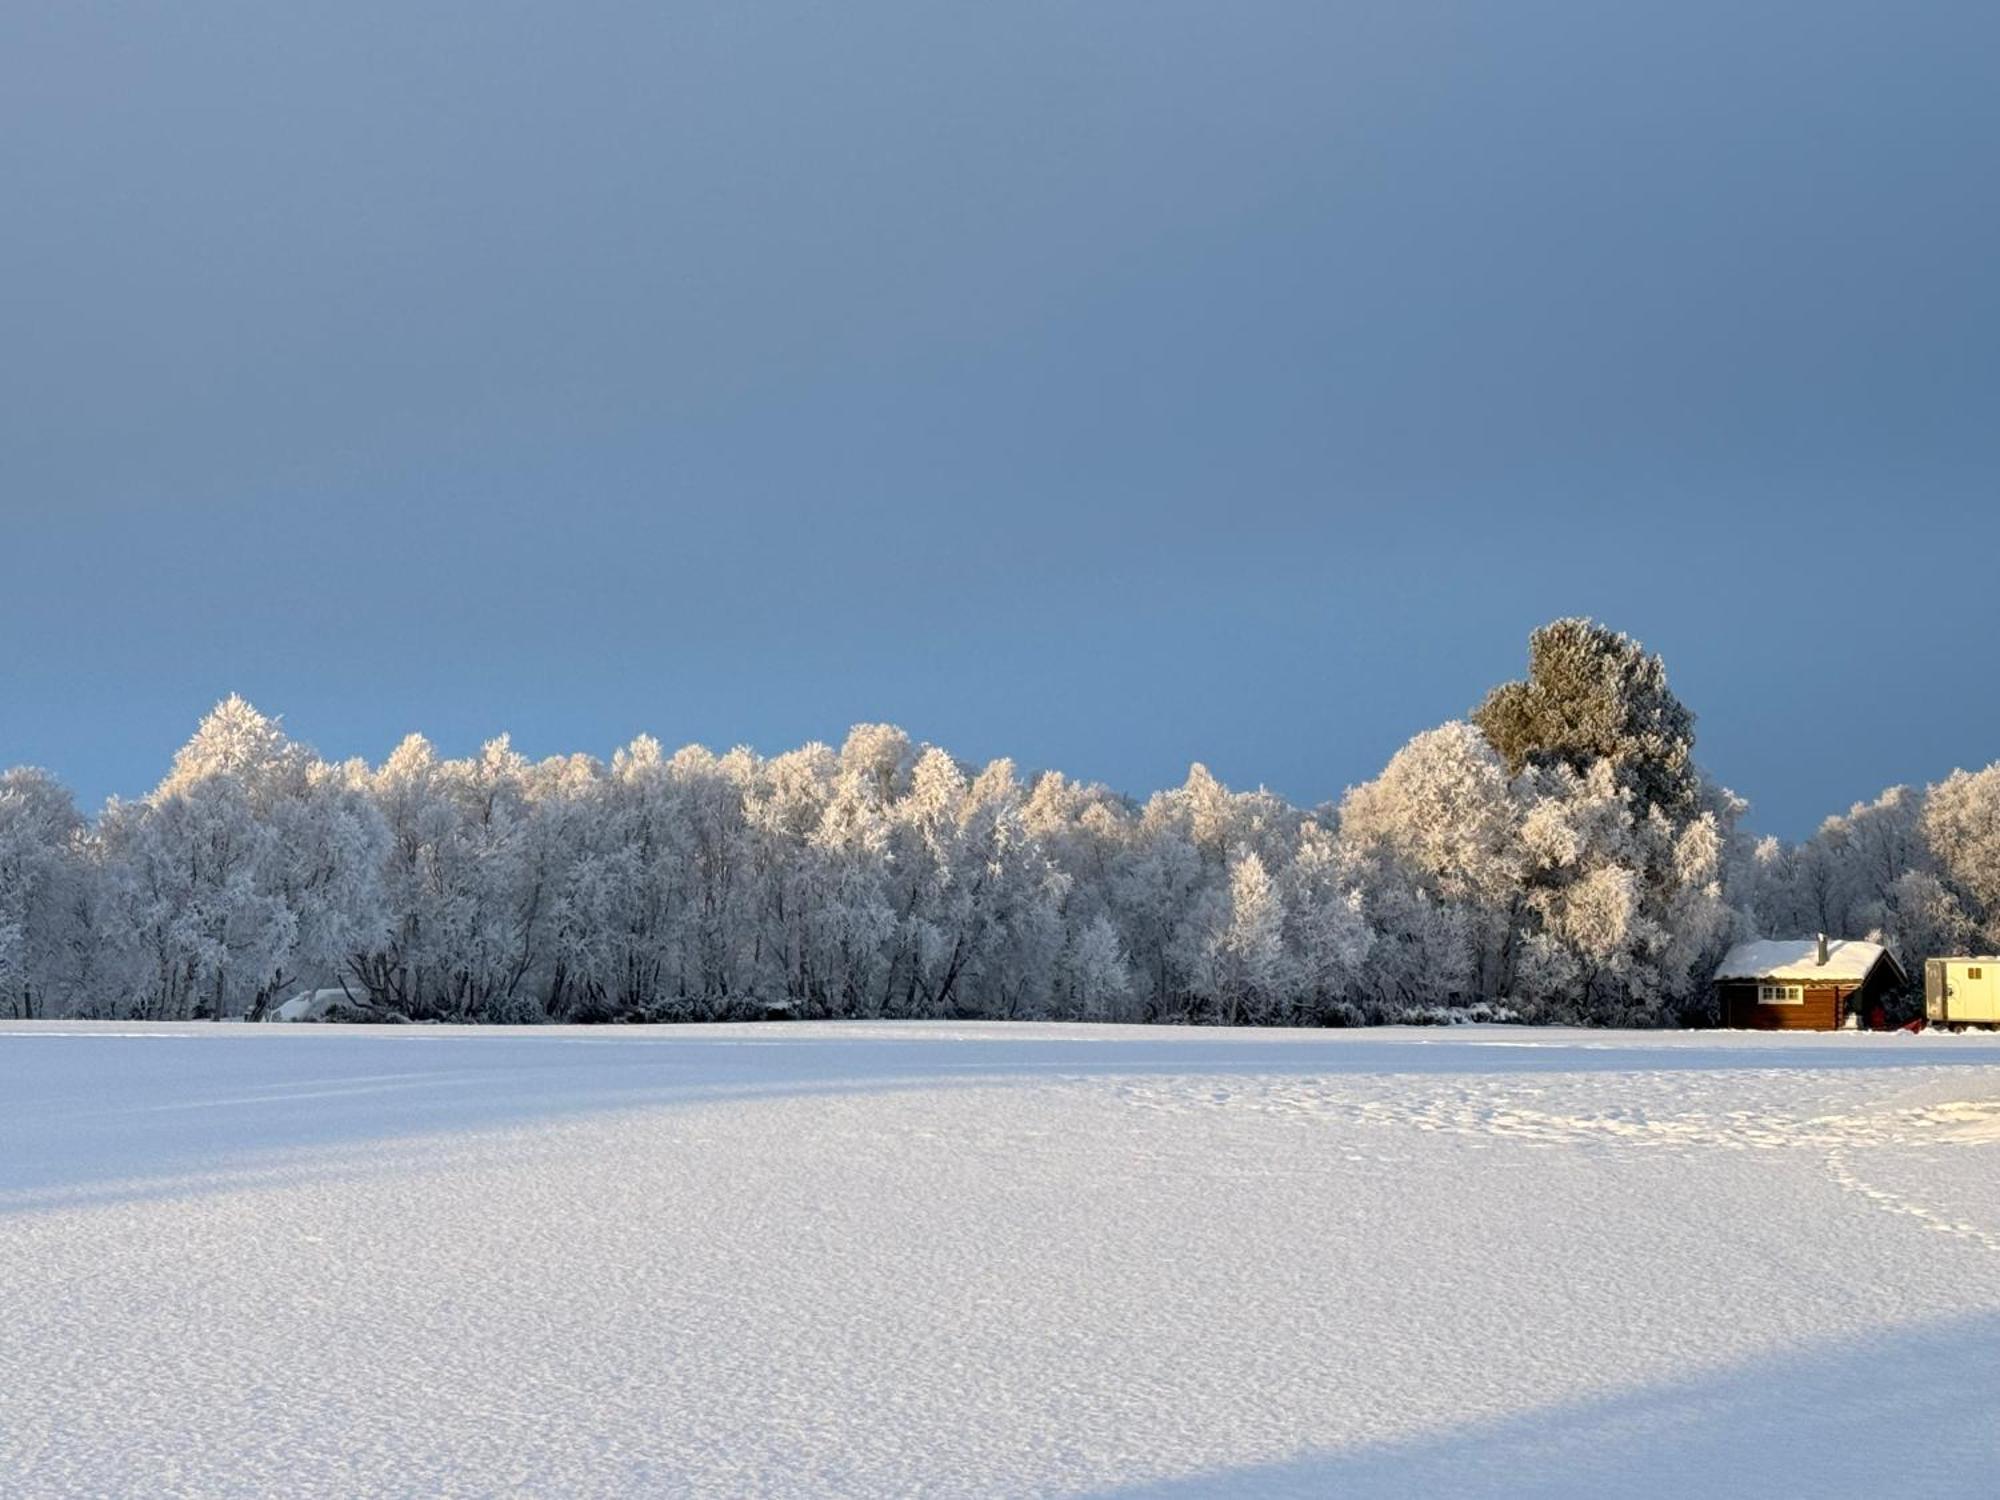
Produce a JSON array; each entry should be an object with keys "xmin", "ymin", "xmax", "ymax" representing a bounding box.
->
[
  {"xmin": 1758, "ymin": 984, "xmax": 1804, "ymax": 1005},
  {"xmin": 1970, "ymin": 967, "xmax": 1984, "ymax": 980}
]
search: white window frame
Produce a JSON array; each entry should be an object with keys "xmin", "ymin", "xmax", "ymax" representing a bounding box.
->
[{"xmin": 1758, "ymin": 983, "xmax": 1805, "ymax": 1005}]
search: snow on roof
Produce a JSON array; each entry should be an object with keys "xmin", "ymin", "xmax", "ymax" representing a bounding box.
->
[{"xmin": 1713, "ymin": 938, "xmax": 1892, "ymax": 984}]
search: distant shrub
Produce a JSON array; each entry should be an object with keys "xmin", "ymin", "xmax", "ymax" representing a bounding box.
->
[{"xmin": 315, "ymin": 1002, "xmax": 410, "ymax": 1025}]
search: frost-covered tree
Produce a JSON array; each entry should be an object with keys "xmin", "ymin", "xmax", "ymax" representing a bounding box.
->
[
  {"xmin": 1651, "ymin": 796, "xmax": 1744, "ymax": 1015},
  {"xmin": 260, "ymin": 756, "xmax": 390, "ymax": 1016},
  {"xmin": 0, "ymin": 768, "xmax": 87, "ymax": 1018},
  {"xmin": 735, "ymin": 742, "xmax": 836, "ymax": 1013},
  {"xmin": 107, "ymin": 698, "xmax": 309, "ymax": 1019},
  {"xmin": 1202, "ymin": 848, "xmax": 1289, "ymax": 1025},
  {"xmin": 1766, "ymin": 787, "xmax": 1932, "ymax": 944},
  {"xmin": 805, "ymin": 743, "xmax": 899, "ymax": 1014},
  {"xmin": 1473, "ymin": 618, "xmax": 1698, "ymax": 816},
  {"xmin": 1923, "ymin": 764, "xmax": 2000, "ymax": 942},
  {"xmin": 349, "ymin": 733, "xmax": 452, "ymax": 1015},
  {"xmin": 1107, "ymin": 803, "xmax": 1208, "ymax": 1018},
  {"xmin": 1110, "ymin": 769, "xmax": 1232, "ymax": 1018},
  {"xmin": 954, "ymin": 760, "xmax": 1067, "ymax": 1018},
  {"xmin": 655, "ymin": 744, "xmax": 759, "ymax": 1015},
  {"xmin": 578, "ymin": 736, "xmax": 684, "ymax": 1018},
  {"xmin": 513, "ymin": 750, "xmax": 615, "ymax": 1020},
  {"xmin": 1054, "ymin": 913, "xmax": 1133, "ymax": 1020},
  {"xmin": 1281, "ymin": 822, "xmax": 1372, "ymax": 1020},
  {"xmin": 1339, "ymin": 722, "xmax": 1523, "ymax": 1001},
  {"xmin": 873, "ymin": 751, "xmax": 1064, "ymax": 1018},
  {"xmin": 349, "ymin": 734, "xmax": 543, "ymax": 1020},
  {"xmin": 1511, "ymin": 762, "xmax": 1654, "ymax": 1018},
  {"xmin": 1339, "ymin": 852, "xmax": 1475, "ymax": 1015},
  {"xmin": 1743, "ymin": 835, "xmax": 1814, "ymax": 939},
  {"xmin": 1509, "ymin": 761, "xmax": 1740, "ymax": 1023}
]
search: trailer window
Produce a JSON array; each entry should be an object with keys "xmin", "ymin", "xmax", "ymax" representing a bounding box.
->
[
  {"xmin": 1970, "ymin": 967, "xmax": 1984, "ymax": 980},
  {"xmin": 1758, "ymin": 984, "xmax": 1804, "ymax": 1005}
]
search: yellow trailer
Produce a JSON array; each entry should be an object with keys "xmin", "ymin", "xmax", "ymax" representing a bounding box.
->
[{"xmin": 1925, "ymin": 958, "xmax": 2000, "ymax": 1027}]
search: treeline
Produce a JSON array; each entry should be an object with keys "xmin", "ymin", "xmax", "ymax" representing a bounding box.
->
[
  {"xmin": 1743, "ymin": 773, "xmax": 2000, "ymax": 980},
  {"xmin": 3, "ymin": 620, "xmax": 1997, "ymax": 1025}
]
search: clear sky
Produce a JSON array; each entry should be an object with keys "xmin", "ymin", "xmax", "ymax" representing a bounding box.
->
[{"xmin": 3, "ymin": 3, "xmax": 1996, "ymax": 839}]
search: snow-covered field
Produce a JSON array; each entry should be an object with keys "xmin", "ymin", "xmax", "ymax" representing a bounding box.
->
[{"xmin": 3, "ymin": 1023, "xmax": 1998, "ymax": 1498}]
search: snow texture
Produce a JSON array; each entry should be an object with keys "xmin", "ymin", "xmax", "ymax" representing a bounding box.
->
[
  {"xmin": 3, "ymin": 1021, "xmax": 1998, "ymax": 1498},
  {"xmin": 1712, "ymin": 937, "xmax": 1892, "ymax": 983}
]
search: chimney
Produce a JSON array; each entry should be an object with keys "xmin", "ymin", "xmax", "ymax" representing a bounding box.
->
[{"xmin": 1817, "ymin": 933, "xmax": 1830, "ymax": 966}]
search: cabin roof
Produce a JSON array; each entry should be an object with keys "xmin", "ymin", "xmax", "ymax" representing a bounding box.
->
[{"xmin": 1713, "ymin": 938, "xmax": 1894, "ymax": 984}]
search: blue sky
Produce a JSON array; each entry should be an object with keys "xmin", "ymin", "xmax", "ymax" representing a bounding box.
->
[{"xmin": 3, "ymin": 3, "xmax": 1996, "ymax": 838}]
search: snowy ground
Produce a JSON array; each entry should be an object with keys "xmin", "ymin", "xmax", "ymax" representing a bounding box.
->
[{"xmin": 3, "ymin": 1023, "xmax": 1998, "ymax": 1498}]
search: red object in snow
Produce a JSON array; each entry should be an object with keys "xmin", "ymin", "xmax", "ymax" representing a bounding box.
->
[{"xmin": 1901, "ymin": 1018, "xmax": 1925, "ymax": 1033}]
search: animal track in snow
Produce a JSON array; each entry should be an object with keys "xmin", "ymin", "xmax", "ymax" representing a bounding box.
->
[
  {"xmin": 1111, "ymin": 1073, "xmax": 2000, "ymax": 1156},
  {"xmin": 1115, "ymin": 1074, "xmax": 2000, "ymax": 1252}
]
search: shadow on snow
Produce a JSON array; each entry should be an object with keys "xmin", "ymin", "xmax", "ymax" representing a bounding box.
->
[
  {"xmin": 1091, "ymin": 1309, "xmax": 2000, "ymax": 1499},
  {"xmin": 4, "ymin": 1022, "xmax": 1998, "ymax": 1215}
]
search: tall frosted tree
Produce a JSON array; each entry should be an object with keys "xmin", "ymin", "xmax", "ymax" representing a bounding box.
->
[
  {"xmin": 1472, "ymin": 618, "xmax": 1698, "ymax": 817},
  {"xmin": 109, "ymin": 698, "xmax": 305, "ymax": 1019}
]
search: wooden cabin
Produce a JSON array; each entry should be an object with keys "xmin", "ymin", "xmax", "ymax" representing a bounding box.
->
[{"xmin": 1712, "ymin": 936, "xmax": 1905, "ymax": 1031}]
